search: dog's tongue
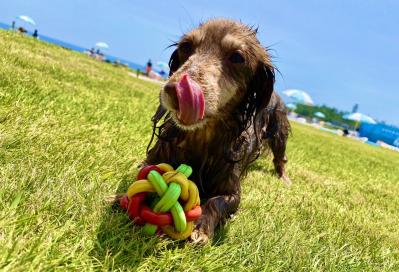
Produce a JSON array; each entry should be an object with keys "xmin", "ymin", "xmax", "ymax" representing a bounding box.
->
[{"xmin": 175, "ymin": 74, "xmax": 205, "ymax": 125}]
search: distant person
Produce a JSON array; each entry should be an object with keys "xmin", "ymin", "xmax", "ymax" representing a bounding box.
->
[
  {"xmin": 33, "ymin": 29, "xmax": 38, "ymax": 39},
  {"xmin": 146, "ymin": 59, "xmax": 152, "ymax": 76},
  {"xmin": 11, "ymin": 21, "xmax": 15, "ymax": 30},
  {"xmin": 159, "ymin": 70, "xmax": 166, "ymax": 77},
  {"xmin": 94, "ymin": 51, "xmax": 104, "ymax": 61},
  {"xmin": 18, "ymin": 27, "xmax": 26, "ymax": 34},
  {"xmin": 88, "ymin": 48, "xmax": 95, "ymax": 57}
]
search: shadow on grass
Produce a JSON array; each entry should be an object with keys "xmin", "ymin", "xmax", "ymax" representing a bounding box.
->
[
  {"xmin": 247, "ymin": 160, "xmax": 275, "ymax": 175},
  {"xmin": 212, "ymin": 225, "xmax": 229, "ymax": 246},
  {"xmin": 90, "ymin": 173, "xmax": 162, "ymax": 270}
]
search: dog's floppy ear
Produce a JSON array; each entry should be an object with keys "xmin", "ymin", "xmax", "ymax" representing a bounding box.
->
[
  {"xmin": 168, "ymin": 49, "xmax": 180, "ymax": 76},
  {"xmin": 240, "ymin": 61, "xmax": 275, "ymax": 123},
  {"xmin": 250, "ymin": 62, "xmax": 275, "ymax": 114},
  {"xmin": 229, "ymin": 61, "xmax": 275, "ymax": 161},
  {"xmin": 235, "ymin": 61, "xmax": 275, "ymax": 139},
  {"xmin": 232, "ymin": 62, "xmax": 274, "ymax": 156}
]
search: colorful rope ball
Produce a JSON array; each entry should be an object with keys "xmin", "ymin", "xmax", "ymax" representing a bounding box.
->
[{"xmin": 120, "ymin": 163, "xmax": 202, "ymax": 240}]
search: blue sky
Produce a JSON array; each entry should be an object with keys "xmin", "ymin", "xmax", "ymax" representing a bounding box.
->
[{"xmin": 1, "ymin": 0, "xmax": 398, "ymax": 125}]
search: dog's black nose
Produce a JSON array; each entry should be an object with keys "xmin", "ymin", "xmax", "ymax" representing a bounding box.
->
[
  {"xmin": 163, "ymin": 82, "xmax": 178, "ymax": 110},
  {"xmin": 164, "ymin": 82, "xmax": 177, "ymax": 95}
]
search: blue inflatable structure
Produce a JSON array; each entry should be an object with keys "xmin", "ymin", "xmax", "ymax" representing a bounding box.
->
[{"xmin": 359, "ymin": 123, "xmax": 399, "ymax": 147}]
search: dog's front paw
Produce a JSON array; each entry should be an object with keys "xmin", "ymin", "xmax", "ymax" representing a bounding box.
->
[
  {"xmin": 189, "ymin": 214, "xmax": 215, "ymax": 244},
  {"xmin": 190, "ymin": 228, "xmax": 210, "ymax": 244}
]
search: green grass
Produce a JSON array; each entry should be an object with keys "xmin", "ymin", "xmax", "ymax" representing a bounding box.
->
[{"xmin": 1, "ymin": 30, "xmax": 398, "ymax": 271}]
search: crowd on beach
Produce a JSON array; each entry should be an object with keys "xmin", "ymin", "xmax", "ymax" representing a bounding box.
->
[
  {"xmin": 145, "ymin": 59, "xmax": 167, "ymax": 80},
  {"xmin": 85, "ymin": 48, "xmax": 106, "ymax": 61},
  {"xmin": 84, "ymin": 51, "xmax": 166, "ymax": 82},
  {"xmin": 10, "ymin": 20, "xmax": 39, "ymax": 39},
  {"xmin": 8, "ymin": 19, "xmax": 170, "ymax": 83}
]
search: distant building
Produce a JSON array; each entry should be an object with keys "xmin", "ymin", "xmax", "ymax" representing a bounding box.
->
[
  {"xmin": 351, "ymin": 104, "xmax": 359, "ymax": 113},
  {"xmin": 359, "ymin": 123, "xmax": 399, "ymax": 147}
]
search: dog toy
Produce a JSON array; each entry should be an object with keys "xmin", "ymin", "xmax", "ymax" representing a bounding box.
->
[{"xmin": 119, "ymin": 163, "xmax": 201, "ymax": 240}]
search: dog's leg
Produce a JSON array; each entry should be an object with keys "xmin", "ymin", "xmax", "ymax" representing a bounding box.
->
[
  {"xmin": 266, "ymin": 106, "xmax": 291, "ymax": 185},
  {"xmin": 269, "ymin": 137, "xmax": 291, "ymax": 185},
  {"xmin": 191, "ymin": 193, "xmax": 240, "ymax": 244}
]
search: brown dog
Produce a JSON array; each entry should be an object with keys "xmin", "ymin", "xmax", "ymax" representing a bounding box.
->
[{"xmin": 146, "ymin": 19, "xmax": 290, "ymax": 243}]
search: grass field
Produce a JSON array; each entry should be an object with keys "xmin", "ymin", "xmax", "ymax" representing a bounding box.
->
[{"xmin": 1, "ymin": 30, "xmax": 399, "ymax": 271}]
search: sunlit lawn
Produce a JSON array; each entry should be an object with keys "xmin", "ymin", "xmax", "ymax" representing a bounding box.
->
[{"xmin": 1, "ymin": 30, "xmax": 398, "ymax": 271}]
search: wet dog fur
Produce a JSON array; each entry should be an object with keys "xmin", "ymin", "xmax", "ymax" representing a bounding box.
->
[{"xmin": 146, "ymin": 19, "xmax": 291, "ymax": 243}]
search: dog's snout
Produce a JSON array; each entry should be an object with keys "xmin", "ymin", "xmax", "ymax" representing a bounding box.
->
[
  {"xmin": 163, "ymin": 82, "xmax": 178, "ymax": 110},
  {"xmin": 164, "ymin": 82, "xmax": 177, "ymax": 95}
]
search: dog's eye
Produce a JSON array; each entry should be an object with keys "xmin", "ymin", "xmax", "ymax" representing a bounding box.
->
[
  {"xmin": 229, "ymin": 52, "xmax": 245, "ymax": 63},
  {"xmin": 179, "ymin": 41, "xmax": 192, "ymax": 55}
]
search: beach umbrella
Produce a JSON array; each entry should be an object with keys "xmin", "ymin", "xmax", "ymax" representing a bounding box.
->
[
  {"xmin": 155, "ymin": 61, "xmax": 169, "ymax": 71},
  {"xmin": 314, "ymin": 111, "xmax": 326, "ymax": 118},
  {"xmin": 16, "ymin": 15, "xmax": 36, "ymax": 26},
  {"xmin": 282, "ymin": 89, "xmax": 314, "ymax": 105},
  {"xmin": 343, "ymin": 112, "xmax": 376, "ymax": 124},
  {"xmin": 286, "ymin": 103, "xmax": 297, "ymax": 110},
  {"xmin": 95, "ymin": 42, "xmax": 109, "ymax": 49}
]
